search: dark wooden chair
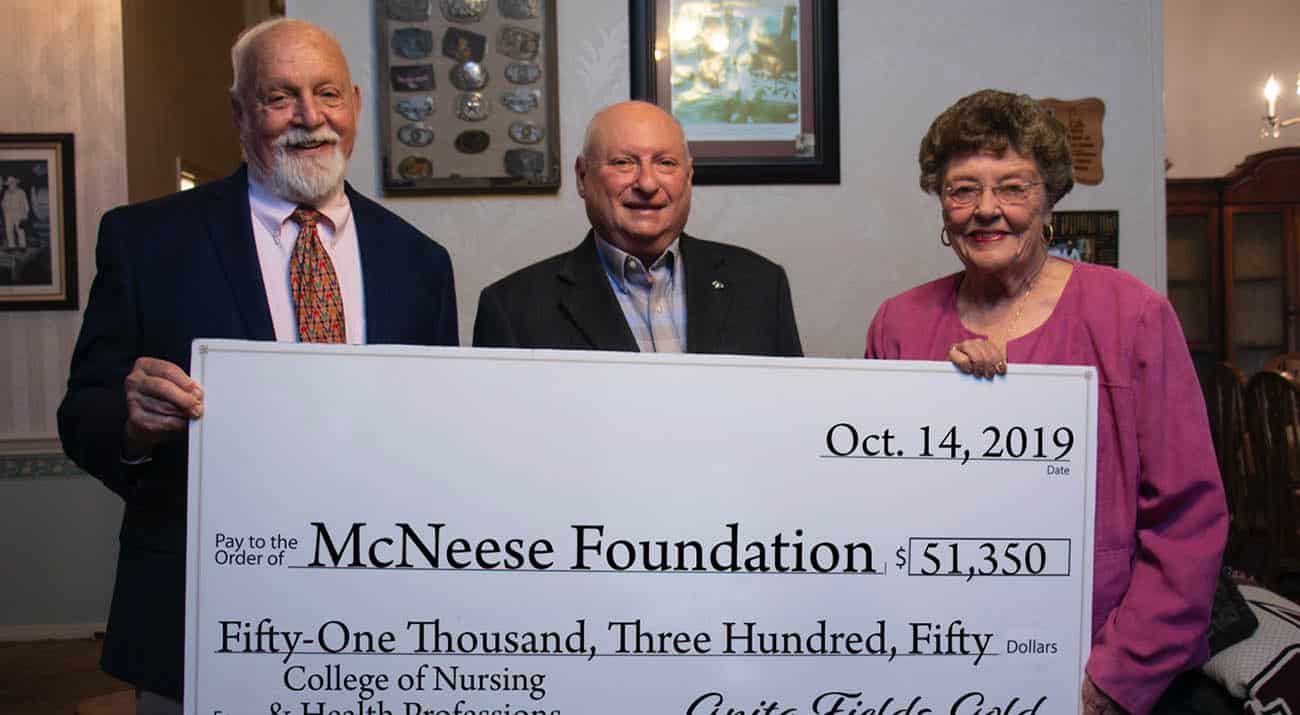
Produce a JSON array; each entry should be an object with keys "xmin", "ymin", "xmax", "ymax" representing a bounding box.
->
[
  {"xmin": 1212, "ymin": 363, "xmax": 1254, "ymax": 561},
  {"xmin": 1263, "ymin": 352, "xmax": 1300, "ymax": 378},
  {"xmin": 1242, "ymin": 370, "xmax": 1300, "ymax": 590}
]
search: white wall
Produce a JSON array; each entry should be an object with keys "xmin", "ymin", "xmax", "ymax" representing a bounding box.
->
[
  {"xmin": 296, "ymin": 0, "xmax": 1168, "ymax": 358},
  {"xmin": 0, "ymin": 1, "xmax": 129, "ymax": 452},
  {"xmin": 1165, "ymin": 0, "xmax": 1300, "ymax": 178},
  {"xmin": 0, "ymin": 475, "xmax": 122, "ymax": 630}
]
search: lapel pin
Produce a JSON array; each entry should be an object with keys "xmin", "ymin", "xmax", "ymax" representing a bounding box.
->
[{"xmin": 712, "ymin": 280, "xmax": 725, "ymax": 289}]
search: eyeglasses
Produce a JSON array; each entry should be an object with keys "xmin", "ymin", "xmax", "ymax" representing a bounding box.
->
[{"xmin": 942, "ymin": 181, "xmax": 1042, "ymax": 208}]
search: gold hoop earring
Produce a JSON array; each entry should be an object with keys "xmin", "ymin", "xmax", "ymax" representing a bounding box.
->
[
  {"xmin": 1042, "ymin": 223, "xmax": 1054, "ymax": 245},
  {"xmin": 940, "ymin": 227, "xmax": 952, "ymax": 247}
]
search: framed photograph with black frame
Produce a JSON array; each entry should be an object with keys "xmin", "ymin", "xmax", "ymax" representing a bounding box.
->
[
  {"xmin": 375, "ymin": 0, "xmax": 561, "ymax": 193},
  {"xmin": 1049, "ymin": 210, "xmax": 1118, "ymax": 268},
  {"xmin": 629, "ymin": 0, "xmax": 839, "ymax": 185},
  {"xmin": 0, "ymin": 133, "xmax": 77, "ymax": 311}
]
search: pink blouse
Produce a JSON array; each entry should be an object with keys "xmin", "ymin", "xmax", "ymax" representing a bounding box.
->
[{"xmin": 866, "ymin": 261, "xmax": 1228, "ymax": 715}]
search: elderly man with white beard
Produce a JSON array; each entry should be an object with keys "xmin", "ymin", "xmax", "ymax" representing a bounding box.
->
[{"xmin": 57, "ymin": 18, "xmax": 457, "ymax": 714}]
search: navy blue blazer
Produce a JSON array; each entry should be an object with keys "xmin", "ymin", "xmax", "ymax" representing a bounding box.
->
[{"xmin": 57, "ymin": 166, "xmax": 457, "ymax": 698}]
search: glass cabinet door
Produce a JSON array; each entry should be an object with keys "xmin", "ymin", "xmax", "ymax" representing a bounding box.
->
[
  {"xmin": 1227, "ymin": 208, "xmax": 1287, "ymax": 374},
  {"xmin": 1167, "ymin": 209, "xmax": 1217, "ymax": 388}
]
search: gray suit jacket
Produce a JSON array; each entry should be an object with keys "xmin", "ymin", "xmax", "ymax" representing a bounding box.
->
[{"xmin": 473, "ymin": 231, "xmax": 801, "ymax": 356}]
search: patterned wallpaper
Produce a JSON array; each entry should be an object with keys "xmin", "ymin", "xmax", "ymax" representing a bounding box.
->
[
  {"xmin": 0, "ymin": 1, "xmax": 128, "ymax": 466},
  {"xmin": 0, "ymin": 2, "xmax": 126, "ymax": 632}
]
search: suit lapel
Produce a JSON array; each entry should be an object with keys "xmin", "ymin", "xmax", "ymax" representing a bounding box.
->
[
  {"xmin": 556, "ymin": 232, "xmax": 638, "ymax": 351},
  {"xmin": 205, "ymin": 167, "xmax": 275, "ymax": 340},
  {"xmin": 349, "ymin": 186, "xmax": 396, "ymax": 344},
  {"xmin": 683, "ymin": 235, "xmax": 731, "ymax": 354}
]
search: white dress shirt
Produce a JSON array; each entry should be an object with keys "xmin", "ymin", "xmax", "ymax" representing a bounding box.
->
[{"xmin": 247, "ymin": 178, "xmax": 366, "ymax": 343}]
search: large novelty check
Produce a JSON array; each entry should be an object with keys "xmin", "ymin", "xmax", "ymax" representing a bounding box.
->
[{"xmin": 185, "ymin": 341, "xmax": 1096, "ymax": 715}]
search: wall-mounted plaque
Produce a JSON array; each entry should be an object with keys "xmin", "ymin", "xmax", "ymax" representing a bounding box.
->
[
  {"xmin": 1038, "ymin": 97, "xmax": 1105, "ymax": 186},
  {"xmin": 376, "ymin": 0, "xmax": 560, "ymax": 193}
]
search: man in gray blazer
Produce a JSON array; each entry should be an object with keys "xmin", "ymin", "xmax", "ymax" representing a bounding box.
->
[{"xmin": 473, "ymin": 101, "xmax": 801, "ymax": 357}]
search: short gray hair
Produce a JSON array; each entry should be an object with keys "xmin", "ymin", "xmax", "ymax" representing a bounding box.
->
[{"xmin": 229, "ymin": 18, "xmax": 344, "ymax": 100}]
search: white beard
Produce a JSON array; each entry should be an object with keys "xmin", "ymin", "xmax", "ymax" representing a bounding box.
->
[{"xmin": 246, "ymin": 127, "xmax": 348, "ymax": 204}]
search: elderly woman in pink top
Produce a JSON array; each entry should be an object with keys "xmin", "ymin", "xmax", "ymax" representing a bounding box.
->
[{"xmin": 866, "ymin": 90, "xmax": 1227, "ymax": 715}]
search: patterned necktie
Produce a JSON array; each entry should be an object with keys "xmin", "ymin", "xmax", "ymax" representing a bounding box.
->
[{"xmin": 289, "ymin": 206, "xmax": 346, "ymax": 343}]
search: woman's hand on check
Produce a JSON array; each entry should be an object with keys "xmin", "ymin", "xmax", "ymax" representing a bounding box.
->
[{"xmin": 947, "ymin": 338, "xmax": 1006, "ymax": 380}]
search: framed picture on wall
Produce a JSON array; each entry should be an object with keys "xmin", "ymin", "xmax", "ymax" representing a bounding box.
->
[
  {"xmin": 375, "ymin": 0, "xmax": 562, "ymax": 193},
  {"xmin": 0, "ymin": 133, "xmax": 77, "ymax": 311},
  {"xmin": 1049, "ymin": 211, "xmax": 1118, "ymax": 267},
  {"xmin": 629, "ymin": 0, "xmax": 840, "ymax": 184}
]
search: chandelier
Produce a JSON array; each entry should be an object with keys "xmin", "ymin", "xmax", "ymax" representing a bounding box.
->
[{"xmin": 1262, "ymin": 74, "xmax": 1300, "ymax": 138}]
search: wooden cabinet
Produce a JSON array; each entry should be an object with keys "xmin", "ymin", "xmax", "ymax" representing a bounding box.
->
[
  {"xmin": 1167, "ymin": 148, "xmax": 1300, "ymax": 381},
  {"xmin": 1167, "ymin": 179, "xmax": 1220, "ymax": 386}
]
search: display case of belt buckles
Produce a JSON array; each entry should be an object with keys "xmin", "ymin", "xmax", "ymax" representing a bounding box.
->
[{"xmin": 376, "ymin": 0, "xmax": 561, "ymax": 193}]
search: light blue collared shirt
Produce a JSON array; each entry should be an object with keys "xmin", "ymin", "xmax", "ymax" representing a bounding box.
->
[{"xmin": 594, "ymin": 236, "xmax": 687, "ymax": 353}]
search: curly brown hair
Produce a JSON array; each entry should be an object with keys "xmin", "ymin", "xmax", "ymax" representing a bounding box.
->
[{"xmin": 919, "ymin": 89, "xmax": 1074, "ymax": 206}]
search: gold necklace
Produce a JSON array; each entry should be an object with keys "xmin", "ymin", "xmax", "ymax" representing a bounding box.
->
[{"xmin": 1003, "ymin": 255, "xmax": 1049, "ymax": 347}]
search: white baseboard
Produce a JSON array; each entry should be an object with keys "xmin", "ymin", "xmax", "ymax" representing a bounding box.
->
[{"xmin": 0, "ymin": 622, "xmax": 105, "ymax": 641}]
